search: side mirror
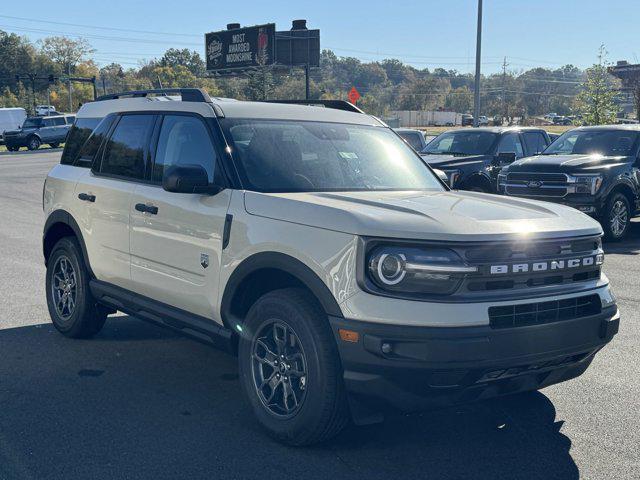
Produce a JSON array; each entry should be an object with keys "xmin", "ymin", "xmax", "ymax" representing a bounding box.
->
[
  {"xmin": 162, "ymin": 164, "xmax": 221, "ymax": 194},
  {"xmin": 433, "ymin": 168, "xmax": 450, "ymax": 186},
  {"xmin": 493, "ymin": 152, "xmax": 516, "ymax": 165}
]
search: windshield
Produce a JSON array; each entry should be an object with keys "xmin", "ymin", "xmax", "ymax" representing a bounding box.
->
[
  {"xmin": 543, "ymin": 129, "xmax": 640, "ymax": 156},
  {"xmin": 22, "ymin": 118, "xmax": 42, "ymax": 128},
  {"xmin": 221, "ymin": 119, "xmax": 444, "ymax": 193},
  {"xmin": 423, "ymin": 130, "xmax": 498, "ymax": 155}
]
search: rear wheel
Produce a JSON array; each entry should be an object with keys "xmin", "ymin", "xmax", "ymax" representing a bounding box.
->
[
  {"xmin": 602, "ymin": 192, "xmax": 631, "ymax": 241},
  {"xmin": 26, "ymin": 136, "xmax": 41, "ymax": 151},
  {"xmin": 238, "ymin": 288, "xmax": 349, "ymax": 446},
  {"xmin": 46, "ymin": 237, "xmax": 107, "ymax": 338}
]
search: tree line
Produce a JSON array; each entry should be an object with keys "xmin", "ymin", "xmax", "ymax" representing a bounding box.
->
[{"xmin": 0, "ymin": 30, "xmax": 628, "ymax": 123}]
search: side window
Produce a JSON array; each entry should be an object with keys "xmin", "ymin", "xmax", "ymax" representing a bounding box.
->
[
  {"xmin": 60, "ymin": 117, "xmax": 101, "ymax": 165},
  {"xmin": 75, "ymin": 116, "xmax": 116, "ymax": 167},
  {"xmin": 99, "ymin": 114, "xmax": 154, "ymax": 180},
  {"xmin": 523, "ymin": 132, "xmax": 548, "ymax": 155},
  {"xmin": 52, "ymin": 117, "xmax": 66, "ymax": 126},
  {"xmin": 497, "ymin": 133, "xmax": 525, "ymax": 158},
  {"xmin": 42, "ymin": 118, "xmax": 55, "ymax": 127},
  {"xmin": 65, "ymin": 116, "xmax": 75, "ymax": 124},
  {"xmin": 152, "ymin": 115, "xmax": 217, "ymax": 183}
]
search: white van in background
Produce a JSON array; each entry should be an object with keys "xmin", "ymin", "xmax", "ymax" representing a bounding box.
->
[{"xmin": 0, "ymin": 108, "xmax": 27, "ymax": 144}]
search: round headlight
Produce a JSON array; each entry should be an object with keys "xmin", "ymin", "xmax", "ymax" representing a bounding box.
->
[
  {"xmin": 367, "ymin": 245, "xmax": 475, "ymax": 296},
  {"xmin": 377, "ymin": 253, "xmax": 406, "ymax": 285}
]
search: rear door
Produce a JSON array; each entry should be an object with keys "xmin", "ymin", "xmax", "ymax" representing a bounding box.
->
[
  {"xmin": 51, "ymin": 116, "xmax": 67, "ymax": 143},
  {"xmin": 74, "ymin": 113, "xmax": 155, "ymax": 290},
  {"xmin": 39, "ymin": 117, "xmax": 56, "ymax": 143},
  {"xmin": 129, "ymin": 113, "xmax": 231, "ymax": 320}
]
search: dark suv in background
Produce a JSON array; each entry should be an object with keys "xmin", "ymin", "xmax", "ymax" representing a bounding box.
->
[
  {"xmin": 421, "ymin": 127, "xmax": 551, "ymax": 192},
  {"xmin": 4, "ymin": 114, "xmax": 74, "ymax": 151},
  {"xmin": 499, "ymin": 125, "xmax": 640, "ymax": 240}
]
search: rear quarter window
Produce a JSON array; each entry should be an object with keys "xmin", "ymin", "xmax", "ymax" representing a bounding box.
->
[{"xmin": 60, "ymin": 118, "xmax": 102, "ymax": 165}]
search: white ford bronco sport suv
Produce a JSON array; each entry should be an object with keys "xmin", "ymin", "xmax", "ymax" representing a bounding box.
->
[{"xmin": 43, "ymin": 88, "xmax": 619, "ymax": 445}]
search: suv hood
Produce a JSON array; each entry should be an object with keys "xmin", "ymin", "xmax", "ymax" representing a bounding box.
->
[
  {"xmin": 507, "ymin": 154, "xmax": 632, "ymax": 173},
  {"xmin": 244, "ymin": 190, "xmax": 601, "ymax": 242},
  {"xmin": 420, "ymin": 153, "xmax": 488, "ymax": 169}
]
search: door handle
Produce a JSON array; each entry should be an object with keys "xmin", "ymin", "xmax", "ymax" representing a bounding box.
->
[
  {"xmin": 78, "ymin": 193, "xmax": 96, "ymax": 202},
  {"xmin": 135, "ymin": 203, "xmax": 158, "ymax": 215}
]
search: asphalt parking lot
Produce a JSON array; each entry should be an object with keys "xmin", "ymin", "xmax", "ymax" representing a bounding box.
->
[{"xmin": 0, "ymin": 151, "xmax": 639, "ymax": 480}]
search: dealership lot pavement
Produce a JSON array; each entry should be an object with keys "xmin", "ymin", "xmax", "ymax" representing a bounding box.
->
[{"xmin": 1, "ymin": 151, "xmax": 639, "ymax": 480}]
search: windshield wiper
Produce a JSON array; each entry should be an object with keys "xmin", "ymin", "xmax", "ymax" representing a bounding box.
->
[{"xmin": 424, "ymin": 151, "xmax": 472, "ymax": 156}]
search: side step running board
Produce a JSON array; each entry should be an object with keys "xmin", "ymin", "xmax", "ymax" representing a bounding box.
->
[{"xmin": 90, "ymin": 280, "xmax": 235, "ymax": 354}]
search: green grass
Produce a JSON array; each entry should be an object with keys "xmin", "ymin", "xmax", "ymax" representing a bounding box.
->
[{"xmin": 0, "ymin": 144, "xmax": 64, "ymax": 153}]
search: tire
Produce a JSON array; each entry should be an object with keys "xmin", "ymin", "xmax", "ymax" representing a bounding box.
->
[
  {"xmin": 238, "ymin": 288, "xmax": 349, "ymax": 446},
  {"xmin": 7, "ymin": 146, "xmax": 18, "ymax": 152},
  {"xmin": 45, "ymin": 237, "xmax": 107, "ymax": 338},
  {"xmin": 602, "ymin": 192, "xmax": 631, "ymax": 241},
  {"xmin": 27, "ymin": 136, "xmax": 41, "ymax": 151},
  {"xmin": 49, "ymin": 143, "xmax": 59, "ymax": 149}
]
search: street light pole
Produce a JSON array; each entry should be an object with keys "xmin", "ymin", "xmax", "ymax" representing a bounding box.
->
[{"xmin": 473, "ymin": 0, "xmax": 483, "ymax": 127}]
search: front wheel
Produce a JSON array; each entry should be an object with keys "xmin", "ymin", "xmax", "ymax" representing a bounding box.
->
[
  {"xmin": 602, "ymin": 192, "xmax": 631, "ymax": 241},
  {"xmin": 238, "ymin": 288, "xmax": 349, "ymax": 446},
  {"xmin": 27, "ymin": 136, "xmax": 41, "ymax": 151},
  {"xmin": 46, "ymin": 237, "xmax": 107, "ymax": 338}
]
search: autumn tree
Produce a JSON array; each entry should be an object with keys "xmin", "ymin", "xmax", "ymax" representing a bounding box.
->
[{"xmin": 576, "ymin": 46, "xmax": 618, "ymax": 125}]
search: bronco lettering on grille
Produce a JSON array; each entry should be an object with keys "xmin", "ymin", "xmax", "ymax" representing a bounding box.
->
[{"xmin": 489, "ymin": 255, "xmax": 599, "ymax": 274}]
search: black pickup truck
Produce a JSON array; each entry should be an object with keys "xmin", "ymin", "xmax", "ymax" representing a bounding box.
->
[
  {"xmin": 421, "ymin": 127, "xmax": 551, "ymax": 193},
  {"xmin": 499, "ymin": 125, "xmax": 640, "ymax": 240}
]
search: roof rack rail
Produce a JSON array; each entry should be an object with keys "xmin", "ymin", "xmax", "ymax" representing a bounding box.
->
[
  {"xmin": 263, "ymin": 99, "xmax": 365, "ymax": 114},
  {"xmin": 95, "ymin": 88, "xmax": 211, "ymax": 103}
]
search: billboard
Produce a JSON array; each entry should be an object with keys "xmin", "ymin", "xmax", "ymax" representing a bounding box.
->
[{"xmin": 205, "ymin": 23, "xmax": 276, "ymax": 71}]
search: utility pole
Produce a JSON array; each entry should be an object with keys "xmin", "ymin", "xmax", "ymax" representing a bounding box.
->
[
  {"xmin": 502, "ymin": 56, "xmax": 509, "ymax": 124},
  {"xmin": 67, "ymin": 63, "xmax": 73, "ymax": 113},
  {"xmin": 473, "ymin": 0, "xmax": 483, "ymax": 127}
]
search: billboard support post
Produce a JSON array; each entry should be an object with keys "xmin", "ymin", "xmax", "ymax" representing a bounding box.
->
[{"xmin": 305, "ymin": 64, "xmax": 310, "ymax": 100}]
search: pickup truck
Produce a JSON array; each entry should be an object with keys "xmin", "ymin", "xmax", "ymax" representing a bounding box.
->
[{"xmin": 421, "ymin": 127, "xmax": 551, "ymax": 193}]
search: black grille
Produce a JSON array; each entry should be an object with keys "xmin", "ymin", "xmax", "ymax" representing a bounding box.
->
[
  {"xmin": 505, "ymin": 172, "xmax": 569, "ymax": 198},
  {"xmin": 489, "ymin": 294, "xmax": 601, "ymax": 329},
  {"xmin": 464, "ymin": 237, "xmax": 601, "ymax": 262},
  {"xmin": 507, "ymin": 172, "xmax": 567, "ymax": 182}
]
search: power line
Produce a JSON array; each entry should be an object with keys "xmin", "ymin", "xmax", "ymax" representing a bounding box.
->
[{"xmin": 0, "ymin": 14, "xmax": 199, "ymax": 37}]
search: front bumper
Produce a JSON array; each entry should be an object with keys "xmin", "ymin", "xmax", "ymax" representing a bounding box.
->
[
  {"xmin": 4, "ymin": 135, "xmax": 27, "ymax": 148},
  {"xmin": 329, "ymin": 304, "xmax": 619, "ymax": 424},
  {"xmin": 500, "ymin": 190, "xmax": 605, "ymax": 217}
]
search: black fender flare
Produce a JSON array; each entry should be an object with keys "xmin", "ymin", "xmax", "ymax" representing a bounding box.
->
[
  {"xmin": 43, "ymin": 209, "xmax": 94, "ymax": 277},
  {"xmin": 220, "ymin": 252, "xmax": 343, "ymax": 326}
]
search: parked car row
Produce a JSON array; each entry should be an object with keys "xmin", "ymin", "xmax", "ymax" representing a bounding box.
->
[{"xmin": 417, "ymin": 125, "xmax": 640, "ymax": 241}]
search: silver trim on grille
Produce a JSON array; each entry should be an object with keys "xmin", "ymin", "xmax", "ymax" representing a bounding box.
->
[{"xmin": 504, "ymin": 172, "xmax": 571, "ymax": 198}]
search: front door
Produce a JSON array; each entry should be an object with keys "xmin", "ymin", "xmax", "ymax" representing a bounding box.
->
[{"xmin": 129, "ymin": 114, "xmax": 231, "ymax": 320}]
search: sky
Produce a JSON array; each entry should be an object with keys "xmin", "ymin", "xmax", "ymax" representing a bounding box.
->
[{"xmin": 1, "ymin": 0, "xmax": 638, "ymax": 74}]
